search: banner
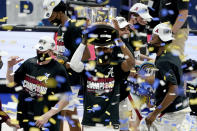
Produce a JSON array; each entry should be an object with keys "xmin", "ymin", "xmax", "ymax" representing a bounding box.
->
[{"xmin": 6, "ymin": 0, "xmax": 44, "ymax": 25}]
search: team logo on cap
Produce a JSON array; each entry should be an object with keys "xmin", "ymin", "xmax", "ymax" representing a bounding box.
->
[
  {"xmin": 155, "ymin": 29, "xmax": 159, "ymax": 33},
  {"xmin": 135, "ymin": 7, "xmax": 139, "ymax": 11}
]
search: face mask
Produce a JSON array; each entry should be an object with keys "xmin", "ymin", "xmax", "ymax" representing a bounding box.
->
[
  {"xmin": 50, "ymin": 18, "xmax": 61, "ymax": 26},
  {"xmin": 122, "ymin": 34, "xmax": 129, "ymax": 39},
  {"xmin": 96, "ymin": 53, "xmax": 112, "ymax": 64},
  {"xmin": 37, "ymin": 52, "xmax": 50, "ymax": 63},
  {"xmin": 0, "ymin": 61, "xmax": 3, "ymax": 69},
  {"xmin": 148, "ymin": 44, "xmax": 160, "ymax": 54}
]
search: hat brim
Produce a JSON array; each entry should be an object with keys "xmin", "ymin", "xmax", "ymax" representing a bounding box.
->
[
  {"xmin": 139, "ymin": 13, "xmax": 152, "ymax": 22},
  {"xmin": 160, "ymin": 36, "xmax": 175, "ymax": 42},
  {"xmin": 119, "ymin": 22, "xmax": 130, "ymax": 29},
  {"xmin": 95, "ymin": 44, "xmax": 113, "ymax": 49}
]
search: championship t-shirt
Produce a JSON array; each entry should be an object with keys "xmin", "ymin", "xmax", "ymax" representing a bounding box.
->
[
  {"xmin": 81, "ymin": 61, "xmax": 129, "ymax": 126},
  {"xmin": 14, "ymin": 57, "xmax": 71, "ymax": 130},
  {"xmin": 155, "ymin": 52, "xmax": 189, "ymax": 113}
]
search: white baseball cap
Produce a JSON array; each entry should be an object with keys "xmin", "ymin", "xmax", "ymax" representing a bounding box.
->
[
  {"xmin": 43, "ymin": 0, "xmax": 61, "ymax": 18},
  {"xmin": 0, "ymin": 50, "xmax": 8, "ymax": 56},
  {"xmin": 35, "ymin": 36, "xmax": 56, "ymax": 51},
  {"xmin": 95, "ymin": 44, "xmax": 114, "ymax": 49},
  {"xmin": 153, "ymin": 23, "xmax": 174, "ymax": 42},
  {"xmin": 130, "ymin": 3, "xmax": 152, "ymax": 22},
  {"xmin": 115, "ymin": 16, "xmax": 130, "ymax": 29}
]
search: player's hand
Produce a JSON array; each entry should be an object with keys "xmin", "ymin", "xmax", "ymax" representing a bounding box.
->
[
  {"xmin": 112, "ymin": 19, "xmax": 121, "ymax": 36},
  {"xmin": 35, "ymin": 114, "xmax": 50, "ymax": 128},
  {"xmin": 6, "ymin": 119, "xmax": 20, "ymax": 129},
  {"xmin": 145, "ymin": 112, "xmax": 157, "ymax": 126},
  {"xmin": 8, "ymin": 56, "xmax": 24, "ymax": 68}
]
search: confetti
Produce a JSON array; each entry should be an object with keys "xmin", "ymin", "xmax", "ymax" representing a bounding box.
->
[
  {"xmin": 29, "ymin": 127, "xmax": 40, "ymax": 131},
  {"xmin": 48, "ymin": 95, "xmax": 58, "ymax": 101},
  {"xmin": 28, "ymin": 121, "xmax": 36, "ymax": 126},
  {"xmin": 49, "ymin": 118, "xmax": 56, "ymax": 125},
  {"xmin": 11, "ymin": 95, "xmax": 18, "ymax": 103},
  {"xmin": 105, "ymin": 111, "xmax": 110, "ymax": 115},
  {"xmin": 55, "ymin": 76, "xmax": 66, "ymax": 83}
]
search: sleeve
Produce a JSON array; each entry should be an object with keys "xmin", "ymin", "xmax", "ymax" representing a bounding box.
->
[
  {"xmin": 14, "ymin": 61, "xmax": 27, "ymax": 85},
  {"xmin": 0, "ymin": 100, "xmax": 10, "ymax": 123},
  {"xmin": 115, "ymin": 61, "xmax": 130, "ymax": 79},
  {"xmin": 70, "ymin": 44, "xmax": 85, "ymax": 73},
  {"xmin": 156, "ymin": 62, "xmax": 177, "ymax": 85},
  {"xmin": 177, "ymin": 0, "xmax": 189, "ymax": 11}
]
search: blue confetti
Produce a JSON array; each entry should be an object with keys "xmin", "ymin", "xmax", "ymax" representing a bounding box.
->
[
  {"xmin": 44, "ymin": 128, "xmax": 49, "ymax": 131},
  {"xmin": 152, "ymin": 17, "xmax": 160, "ymax": 21},
  {"xmin": 178, "ymin": 19, "xmax": 185, "ymax": 22},
  {"xmin": 120, "ymin": 127, "xmax": 129, "ymax": 130},
  {"xmin": 25, "ymin": 97, "xmax": 33, "ymax": 102},
  {"xmin": 149, "ymin": 7, "xmax": 155, "ymax": 11},
  {"xmin": 18, "ymin": 63, "xmax": 22, "ymax": 66},
  {"xmin": 157, "ymin": 105, "xmax": 162, "ymax": 109},
  {"xmin": 28, "ymin": 122, "xmax": 36, "ymax": 126},
  {"xmin": 160, "ymin": 43, "xmax": 166, "ymax": 46},
  {"xmin": 44, "ymin": 122, "xmax": 51, "ymax": 127},
  {"xmin": 64, "ymin": 21, "xmax": 70, "ymax": 27},
  {"xmin": 152, "ymin": 78, "xmax": 160, "ymax": 90},
  {"xmin": 92, "ymin": 105, "xmax": 101, "ymax": 111},
  {"xmin": 161, "ymin": 9, "xmax": 168, "ymax": 17},
  {"xmin": 181, "ymin": 64, "xmax": 187, "ymax": 69},
  {"xmin": 105, "ymin": 119, "xmax": 110, "ymax": 122},
  {"xmin": 119, "ymin": 118, "xmax": 129, "ymax": 124},
  {"xmin": 133, "ymin": 24, "xmax": 140, "ymax": 29},
  {"xmin": 85, "ymin": 71, "xmax": 92, "ymax": 78},
  {"xmin": 56, "ymin": 76, "xmax": 66, "ymax": 83},
  {"xmin": 75, "ymin": 37, "xmax": 82, "ymax": 45},
  {"xmin": 71, "ymin": 15, "xmax": 77, "ymax": 20},
  {"xmin": 63, "ymin": 49, "xmax": 71, "ymax": 57},
  {"xmin": 164, "ymin": 120, "xmax": 169, "ymax": 124},
  {"xmin": 171, "ymin": 123, "xmax": 176, "ymax": 126},
  {"xmin": 98, "ymin": 51, "xmax": 104, "ymax": 56},
  {"xmin": 168, "ymin": 10, "xmax": 174, "ymax": 15},
  {"xmin": 97, "ymin": 0, "xmax": 103, "ymax": 3}
]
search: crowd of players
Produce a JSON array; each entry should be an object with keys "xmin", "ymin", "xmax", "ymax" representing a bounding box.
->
[{"xmin": 0, "ymin": 0, "xmax": 197, "ymax": 131}]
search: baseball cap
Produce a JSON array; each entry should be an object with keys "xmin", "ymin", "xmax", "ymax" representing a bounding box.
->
[
  {"xmin": 129, "ymin": 3, "xmax": 152, "ymax": 22},
  {"xmin": 115, "ymin": 16, "xmax": 130, "ymax": 29},
  {"xmin": 0, "ymin": 50, "xmax": 8, "ymax": 56},
  {"xmin": 35, "ymin": 36, "xmax": 56, "ymax": 51},
  {"xmin": 94, "ymin": 44, "xmax": 114, "ymax": 49},
  {"xmin": 43, "ymin": 0, "xmax": 61, "ymax": 18},
  {"xmin": 153, "ymin": 23, "xmax": 174, "ymax": 42}
]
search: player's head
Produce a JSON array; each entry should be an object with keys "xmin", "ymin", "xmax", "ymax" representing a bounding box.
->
[
  {"xmin": 115, "ymin": 16, "xmax": 130, "ymax": 39},
  {"xmin": 148, "ymin": 23, "xmax": 174, "ymax": 54},
  {"xmin": 43, "ymin": 0, "xmax": 68, "ymax": 26},
  {"xmin": 129, "ymin": 3, "xmax": 152, "ymax": 25},
  {"xmin": 95, "ymin": 44, "xmax": 113, "ymax": 64},
  {"xmin": 34, "ymin": 36, "xmax": 56, "ymax": 63}
]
